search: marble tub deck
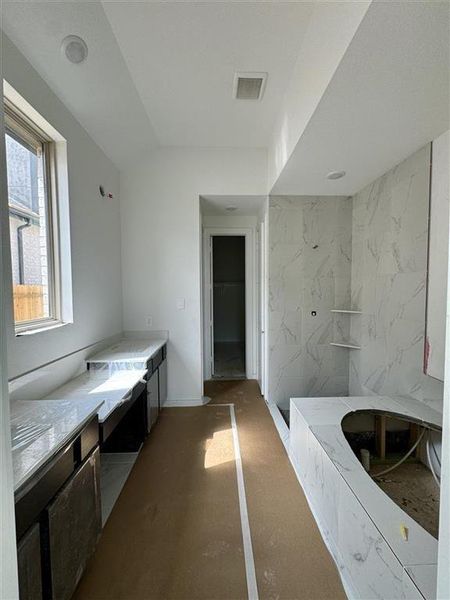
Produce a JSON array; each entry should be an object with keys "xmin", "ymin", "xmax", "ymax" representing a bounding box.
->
[{"xmin": 290, "ymin": 395, "xmax": 442, "ymax": 600}]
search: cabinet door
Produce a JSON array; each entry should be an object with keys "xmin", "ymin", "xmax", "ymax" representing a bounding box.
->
[
  {"xmin": 158, "ymin": 359, "xmax": 167, "ymax": 409},
  {"xmin": 17, "ymin": 523, "xmax": 42, "ymax": 600},
  {"xmin": 147, "ymin": 370, "xmax": 159, "ymax": 431},
  {"xmin": 47, "ymin": 448, "xmax": 101, "ymax": 600}
]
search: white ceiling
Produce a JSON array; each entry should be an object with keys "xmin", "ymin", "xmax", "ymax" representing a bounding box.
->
[
  {"xmin": 1, "ymin": 1, "xmax": 315, "ymax": 165},
  {"xmin": 201, "ymin": 195, "xmax": 266, "ymax": 217},
  {"xmin": 102, "ymin": 1, "xmax": 314, "ymax": 147},
  {"xmin": 1, "ymin": 1, "xmax": 448, "ymax": 197},
  {"xmin": 1, "ymin": 1, "xmax": 159, "ymax": 169},
  {"xmin": 272, "ymin": 0, "xmax": 450, "ymax": 195}
]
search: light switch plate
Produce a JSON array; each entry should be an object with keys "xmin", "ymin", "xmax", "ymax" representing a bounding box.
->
[
  {"xmin": 176, "ymin": 299, "xmax": 185, "ymax": 311},
  {"xmin": 145, "ymin": 316, "xmax": 153, "ymax": 327}
]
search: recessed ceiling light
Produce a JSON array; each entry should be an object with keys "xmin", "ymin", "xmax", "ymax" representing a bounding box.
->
[
  {"xmin": 61, "ymin": 35, "xmax": 88, "ymax": 64},
  {"xmin": 326, "ymin": 170, "xmax": 346, "ymax": 180},
  {"xmin": 226, "ymin": 206, "xmax": 238, "ymax": 212}
]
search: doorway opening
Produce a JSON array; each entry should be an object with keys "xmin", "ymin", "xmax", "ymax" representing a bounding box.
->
[{"xmin": 212, "ymin": 236, "xmax": 246, "ymax": 379}]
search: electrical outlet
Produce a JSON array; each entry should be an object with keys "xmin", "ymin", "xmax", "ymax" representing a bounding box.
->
[{"xmin": 145, "ymin": 316, "xmax": 153, "ymax": 328}]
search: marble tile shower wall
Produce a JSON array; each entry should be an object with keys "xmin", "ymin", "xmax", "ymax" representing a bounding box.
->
[
  {"xmin": 268, "ymin": 196, "xmax": 352, "ymax": 408},
  {"xmin": 349, "ymin": 145, "xmax": 444, "ymax": 412}
]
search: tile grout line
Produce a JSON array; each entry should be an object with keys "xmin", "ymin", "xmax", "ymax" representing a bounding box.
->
[{"xmin": 212, "ymin": 403, "xmax": 259, "ymax": 600}]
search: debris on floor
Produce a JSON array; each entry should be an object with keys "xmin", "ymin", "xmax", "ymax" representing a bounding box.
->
[{"xmin": 370, "ymin": 462, "xmax": 440, "ymax": 538}]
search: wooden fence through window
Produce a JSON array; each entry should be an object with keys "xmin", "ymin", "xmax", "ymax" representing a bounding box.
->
[{"xmin": 13, "ymin": 285, "xmax": 45, "ymax": 322}]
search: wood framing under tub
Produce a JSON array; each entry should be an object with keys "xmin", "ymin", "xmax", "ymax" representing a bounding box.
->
[{"xmin": 289, "ymin": 395, "xmax": 442, "ymax": 600}]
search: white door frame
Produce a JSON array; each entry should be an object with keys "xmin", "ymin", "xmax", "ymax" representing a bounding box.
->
[
  {"xmin": 259, "ymin": 219, "xmax": 268, "ymax": 397},
  {"xmin": 202, "ymin": 227, "xmax": 257, "ymax": 381}
]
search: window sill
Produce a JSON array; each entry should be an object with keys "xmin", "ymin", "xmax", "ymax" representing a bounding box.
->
[{"xmin": 15, "ymin": 321, "xmax": 71, "ymax": 337}]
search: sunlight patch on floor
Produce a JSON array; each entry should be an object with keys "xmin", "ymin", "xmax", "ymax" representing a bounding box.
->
[{"xmin": 204, "ymin": 428, "xmax": 234, "ymax": 469}]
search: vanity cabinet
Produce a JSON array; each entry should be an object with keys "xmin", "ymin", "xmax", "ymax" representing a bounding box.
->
[
  {"xmin": 158, "ymin": 350, "xmax": 167, "ymax": 409},
  {"xmin": 146, "ymin": 369, "xmax": 159, "ymax": 432},
  {"xmin": 46, "ymin": 448, "xmax": 101, "ymax": 600},
  {"xmin": 17, "ymin": 523, "xmax": 42, "ymax": 600},
  {"xmin": 15, "ymin": 416, "xmax": 101, "ymax": 600}
]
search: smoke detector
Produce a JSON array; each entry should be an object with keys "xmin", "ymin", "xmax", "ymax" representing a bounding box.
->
[
  {"xmin": 61, "ymin": 35, "xmax": 88, "ymax": 64},
  {"xmin": 233, "ymin": 72, "xmax": 267, "ymax": 100}
]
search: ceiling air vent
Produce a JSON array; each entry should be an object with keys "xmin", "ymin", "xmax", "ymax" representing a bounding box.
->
[{"xmin": 234, "ymin": 72, "xmax": 267, "ymax": 100}]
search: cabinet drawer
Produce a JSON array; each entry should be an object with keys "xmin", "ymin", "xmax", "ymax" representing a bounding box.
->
[
  {"xmin": 152, "ymin": 349, "xmax": 163, "ymax": 370},
  {"xmin": 79, "ymin": 415, "xmax": 99, "ymax": 462},
  {"xmin": 158, "ymin": 359, "xmax": 167, "ymax": 409}
]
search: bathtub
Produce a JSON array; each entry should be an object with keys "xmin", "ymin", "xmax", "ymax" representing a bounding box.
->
[{"xmin": 289, "ymin": 395, "xmax": 442, "ymax": 600}]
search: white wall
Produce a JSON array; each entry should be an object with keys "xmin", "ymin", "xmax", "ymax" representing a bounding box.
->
[
  {"xmin": 0, "ymin": 64, "xmax": 19, "ymax": 600},
  {"xmin": 267, "ymin": 196, "xmax": 352, "ymax": 407},
  {"xmin": 120, "ymin": 148, "xmax": 267, "ymax": 403},
  {"xmin": 2, "ymin": 34, "xmax": 123, "ymax": 380},
  {"xmin": 437, "ymin": 227, "xmax": 450, "ymax": 598},
  {"xmin": 349, "ymin": 144, "xmax": 444, "ymax": 412},
  {"xmin": 268, "ymin": 1, "xmax": 370, "ymax": 190},
  {"xmin": 426, "ymin": 130, "xmax": 450, "ymax": 381}
]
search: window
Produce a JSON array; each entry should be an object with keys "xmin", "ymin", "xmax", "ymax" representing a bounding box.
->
[{"xmin": 4, "ymin": 99, "xmax": 61, "ymax": 332}]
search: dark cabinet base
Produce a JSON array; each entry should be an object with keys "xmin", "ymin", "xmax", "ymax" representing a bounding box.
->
[
  {"xmin": 44, "ymin": 448, "xmax": 101, "ymax": 600},
  {"xmin": 17, "ymin": 523, "xmax": 42, "ymax": 600}
]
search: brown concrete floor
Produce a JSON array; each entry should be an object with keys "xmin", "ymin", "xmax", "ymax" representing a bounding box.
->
[{"xmin": 74, "ymin": 380, "xmax": 345, "ymax": 600}]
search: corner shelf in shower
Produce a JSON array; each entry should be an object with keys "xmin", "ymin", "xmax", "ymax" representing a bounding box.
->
[
  {"xmin": 330, "ymin": 341, "xmax": 361, "ymax": 350},
  {"xmin": 330, "ymin": 309, "xmax": 362, "ymax": 349}
]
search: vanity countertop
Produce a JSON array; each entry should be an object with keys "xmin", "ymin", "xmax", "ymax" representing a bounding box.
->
[
  {"xmin": 11, "ymin": 397, "xmax": 103, "ymax": 493},
  {"xmin": 86, "ymin": 338, "xmax": 167, "ymax": 367},
  {"xmin": 44, "ymin": 367, "xmax": 147, "ymax": 422}
]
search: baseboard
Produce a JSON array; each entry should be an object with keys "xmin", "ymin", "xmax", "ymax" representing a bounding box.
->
[{"xmin": 164, "ymin": 396, "xmax": 211, "ymax": 407}]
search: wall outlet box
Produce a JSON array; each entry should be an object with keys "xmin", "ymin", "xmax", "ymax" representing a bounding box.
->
[{"xmin": 145, "ymin": 316, "xmax": 153, "ymax": 327}]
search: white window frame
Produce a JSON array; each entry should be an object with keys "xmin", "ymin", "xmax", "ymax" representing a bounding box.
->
[{"xmin": 4, "ymin": 99, "xmax": 62, "ymax": 334}]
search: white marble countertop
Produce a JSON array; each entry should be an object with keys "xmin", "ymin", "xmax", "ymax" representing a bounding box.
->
[
  {"xmin": 290, "ymin": 395, "xmax": 442, "ymax": 597},
  {"xmin": 86, "ymin": 338, "xmax": 166, "ymax": 366},
  {"xmin": 11, "ymin": 398, "xmax": 103, "ymax": 492},
  {"xmin": 44, "ymin": 367, "xmax": 147, "ymax": 422}
]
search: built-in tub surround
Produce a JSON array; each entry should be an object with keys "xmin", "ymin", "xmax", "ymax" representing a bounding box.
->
[
  {"xmin": 342, "ymin": 410, "xmax": 441, "ymax": 539},
  {"xmin": 349, "ymin": 145, "xmax": 443, "ymax": 412},
  {"xmin": 268, "ymin": 196, "xmax": 352, "ymax": 408},
  {"xmin": 290, "ymin": 395, "xmax": 442, "ymax": 599}
]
